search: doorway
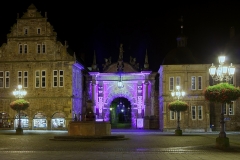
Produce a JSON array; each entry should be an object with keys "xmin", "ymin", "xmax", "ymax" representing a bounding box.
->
[{"xmin": 110, "ymin": 97, "xmax": 131, "ymax": 129}]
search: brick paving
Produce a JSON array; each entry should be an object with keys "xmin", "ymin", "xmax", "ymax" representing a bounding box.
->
[{"xmin": 0, "ymin": 129, "xmax": 240, "ymax": 159}]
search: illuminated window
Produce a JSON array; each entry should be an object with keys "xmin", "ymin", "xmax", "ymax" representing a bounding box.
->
[
  {"xmin": 191, "ymin": 76, "xmax": 196, "ymax": 90},
  {"xmin": 176, "ymin": 76, "xmax": 180, "ymax": 86},
  {"xmin": 169, "ymin": 77, "xmax": 174, "ymax": 91}
]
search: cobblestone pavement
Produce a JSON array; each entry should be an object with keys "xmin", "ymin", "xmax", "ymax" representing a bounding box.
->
[{"xmin": 0, "ymin": 129, "xmax": 240, "ymax": 160}]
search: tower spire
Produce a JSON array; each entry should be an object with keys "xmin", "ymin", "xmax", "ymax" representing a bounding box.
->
[
  {"xmin": 91, "ymin": 50, "xmax": 98, "ymax": 71},
  {"xmin": 177, "ymin": 16, "xmax": 187, "ymax": 47},
  {"xmin": 143, "ymin": 49, "xmax": 149, "ymax": 70}
]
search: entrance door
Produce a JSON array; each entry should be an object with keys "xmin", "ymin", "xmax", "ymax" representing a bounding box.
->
[{"xmin": 110, "ymin": 97, "xmax": 131, "ymax": 129}]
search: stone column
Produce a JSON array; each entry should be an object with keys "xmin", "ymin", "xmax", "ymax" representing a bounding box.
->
[{"xmin": 144, "ymin": 80, "xmax": 150, "ymax": 116}]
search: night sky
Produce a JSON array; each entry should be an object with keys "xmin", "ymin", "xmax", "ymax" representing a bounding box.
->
[{"xmin": 1, "ymin": 2, "xmax": 240, "ymax": 71}]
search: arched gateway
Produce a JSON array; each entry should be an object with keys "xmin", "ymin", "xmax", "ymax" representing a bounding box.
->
[{"xmin": 86, "ymin": 44, "xmax": 158, "ymax": 129}]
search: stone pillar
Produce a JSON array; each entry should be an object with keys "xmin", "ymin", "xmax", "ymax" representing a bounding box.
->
[
  {"xmin": 144, "ymin": 80, "xmax": 150, "ymax": 116},
  {"xmin": 92, "ymin": 80, "xmax": 96, "ymax": 113}
]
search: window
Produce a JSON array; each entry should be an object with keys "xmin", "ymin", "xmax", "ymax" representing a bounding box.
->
[
  {"xmin": 37, "ymin": 44, "xmax": 41, "ymax": 53},
  {"xmin": 176, "ymin": 76, "xmax": 180, "ymax": 86},
  {"xmin": 53, "ymin": 70, "xmax": 58, "ymax": 87},
  {"xmin": 229, "ymin": 102, "xmax": 234, "ymax": 115},
  {"xmin": 24, "ymin": 28, "xmax": 28, "ymax": 35},
  {"xmin": 169, "ymin": 77, "xmax": 174, "ymax": 91},
  {"xmin": 5, "ymin": 71, "xmax": 10, "ymax": 88},
  {"xmin": 35, "ymin": 70, "xmax": 46, "ymax": 88},
  {"xmin": 229, "ymin": 76, "xmax": 234, "ymax": 85},
  {"xmin": 24, "ymin": 44, "xmax": 28, "ymax": 53},
  {"xmin": 23, "ymin": 71, "xmax": 28, "ymax": 88},
  {"xmin": 192, "ymin": 106, "xmax": 203, "ymax": 120},
  {"xmin": 53, "ymin": 70, "xmax": 64, "ymax": 87},
  {"xmin": 170, "ymin": 111, "xmax": 181, "ymax": 120},
  {"xmin": 42, "ymin": 44, "xmax": 46, "ymax": 53},
  {"xmin": 170, "ymin": 111, "xmax": 175, "ymax": 120},
  {"xmin": 192, "ymin": 106, "xmax": 196, "ymax": 120},
  {"xmin": 35, "ymin": 71, "xmax": 40, "ymax": 88},
  {"xmin": 18, "ymin": 71, "xmax": 22, "ymax": 85},
  {"xmin": 198, "ymin": 76, "xmax": 202, "ymax": 90},
  {"xmin": 41, "ymin": 71, "xmax": 46, "ymax": 88},
  {"xmin": 0, "ymin": 71, "xmax": 3, "ymax": 88},
  {"xmin": 59, "ymin": 70, "xmax": 64, "ymax": 87},
  {"xmin": 19, "ymin": 44, "xmax": 23, "ymax": 54},
  {"xmin": 224, "ymin": 102, "xmax": 235, "ymax": 115},
  {"xmin": 37, "ymin": 28, "xmax": 41, "ymax": 34},
  {"xmin": 223, "ymin": 104, "xmax": 227, "ymax": 115},
  {"xmin": 191, "ymin": 76, "xmax": 196, "ymax": 90},
  {"xmin": 198, "ymin": 106, "xmax": 202, "ymax": 119}
]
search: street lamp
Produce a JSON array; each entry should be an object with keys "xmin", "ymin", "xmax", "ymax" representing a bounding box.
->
[
  {"xmin": 13, "ymin": 85, "xmax": 27, "ymax": 129},
  {"xmin": 171, "ymin": 85, "xmax": 186, "ymax": 130},
  {"xmin": 209, "ymin": 55, "xmax": 235, "ymax": 138},
  {"xmin": 209, "ymin": 56, "xmax": 235, "ymax": 82},
  {"xmin": 171, "ymin": 85, "xmax": 185, "ymax": 100}
]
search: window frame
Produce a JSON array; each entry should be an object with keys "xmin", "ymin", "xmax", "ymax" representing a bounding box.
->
[
  {"xmin": 191, "ymin": 76, "xmax": 196, "ymax": 90},
  {"xmin": 35, "ymin": 70, "xmax": 40, "ymax": 88},
  {"xmin": 191, "ymin": 106, "xmax": 196, "ymax": 120},
  {"xmin": 198, "ymin": 76, "xmax": 202, "ymax": 90},
  {"xmin": 0, "ymin": 71, "xmax": 3, "ymax": 88},
  {"xmin": 169, "ymin": 77, "xmax": 174, "ymax": 91},
  {"xmin": 23, "ymin": 71, "xmax": 28, "ymax": 88}
]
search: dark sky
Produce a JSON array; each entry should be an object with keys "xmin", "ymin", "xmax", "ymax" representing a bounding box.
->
[{"xmin": 1, "ymin": 1, "xmax": 240, "ymax": 71}]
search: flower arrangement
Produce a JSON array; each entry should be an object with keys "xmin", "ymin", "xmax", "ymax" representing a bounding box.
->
[
  {"xmin": 168, "ymin": 100, "xmax": 189, "ymax": 112},
  {"xmin": 10, "ymin": 99, "xmax": 30, "ymax": 111},
  {"xmin": 204, "ymin": 83, "xmax": 240, "ymax": 104}
]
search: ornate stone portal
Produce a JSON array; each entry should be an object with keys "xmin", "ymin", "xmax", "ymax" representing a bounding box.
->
[{"xmin": 87, "ymin": 44, "xmax": 158, "ymax": 129}]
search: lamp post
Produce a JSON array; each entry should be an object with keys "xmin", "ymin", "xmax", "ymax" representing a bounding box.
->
[
  {"xmin": 171, "ymin": 85, "xmax": 186, "ymax": 130},
  {"xmin": 13, "ymin": 85, "xmax": 27, "ymax": 130},
  {"xmin": 209, "ymin": 55, "xmax": 235, "ymax": 148}
]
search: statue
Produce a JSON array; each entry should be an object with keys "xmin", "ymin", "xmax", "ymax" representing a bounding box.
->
[{"xmin": 102, "ymin": 57, "xmax": 111, "ymax": 70}]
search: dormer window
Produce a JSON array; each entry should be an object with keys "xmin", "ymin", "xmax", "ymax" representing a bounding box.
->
[{"xmin": 37, "ymin": 28, "xmax": 41, "ymax": 34}]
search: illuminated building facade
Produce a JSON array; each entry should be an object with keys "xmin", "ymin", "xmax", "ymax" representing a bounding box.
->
[
  {"xmin": 0, "ymin": 4, "xmax": 85, "ymax": 130},
  {"xmin": 86, "ymin": 45, "xmax": 159, "ymax": 129}
]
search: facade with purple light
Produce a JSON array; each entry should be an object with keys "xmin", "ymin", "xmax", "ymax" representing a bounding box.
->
[{"xmin": 86, "ymin": 44, "xmax": 159, "ymax": 129}]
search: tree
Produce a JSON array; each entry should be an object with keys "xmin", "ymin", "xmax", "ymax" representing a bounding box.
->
[
  {"xmin": 204, "ymin": 82, "xmax": 240, "ymax": 148},
  {"xmin": 168, "ymin": 100, "xmax": 189, "ymax": 135}
]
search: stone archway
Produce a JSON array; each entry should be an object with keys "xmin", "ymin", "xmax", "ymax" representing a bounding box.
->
[{"xmin": 103, "ymin": 90, "xmax": 138, "ymax": 128}]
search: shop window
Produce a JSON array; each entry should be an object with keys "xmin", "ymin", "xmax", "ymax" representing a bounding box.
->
[
  {"xmin": 51, "ymin": 112, "xmax": 66, "ymax": 129},
  {"xmin": 15, "ymin": 112, "xmax": 28, "ymax": 128},
  {"xmin": 0, "ymin": 112, "xmax": 11, "ymax": 128},
  {"xmin": 33, "ymin": 112, "xmax": 47, "ymax": 128}
]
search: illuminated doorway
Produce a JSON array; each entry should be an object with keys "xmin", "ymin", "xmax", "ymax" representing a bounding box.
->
[{"xmin": 110, "ymin": 97, "xmax": 131, "ymax": 129}]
